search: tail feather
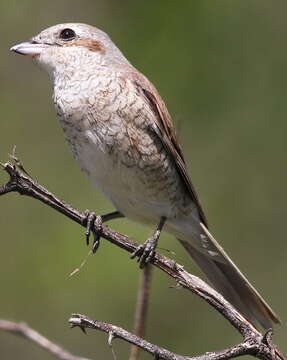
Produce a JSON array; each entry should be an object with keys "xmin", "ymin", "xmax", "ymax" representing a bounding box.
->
[{"xmin": 178, "ymin": 226, "xmax": 280, "ymax": 329}]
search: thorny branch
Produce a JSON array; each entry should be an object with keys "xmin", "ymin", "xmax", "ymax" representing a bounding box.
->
[
  {"xmin": 69, "ymin": 314, "xmax": 280, "ymax": 360},
  {"xmin": 0, "ymin": 319, "xmax": 91, "ymax": 360},
  {"xmin": 0, "ymin": 161, "xmax": 285, "ymax": 360}
]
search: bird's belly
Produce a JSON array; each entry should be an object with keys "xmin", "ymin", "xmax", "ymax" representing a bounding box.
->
[
  {"xmin": 68, "ymin": 133, "xmax": 202, "ymax": 248},
  {"xmin": 77, "ymin": 146, "xmax": 167, "ymax": 223},
  {"xmin": 67, "ymin": 130, "xmax": 190, "ymax": 225}
]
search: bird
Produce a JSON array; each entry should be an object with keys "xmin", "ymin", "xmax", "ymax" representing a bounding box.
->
[{"xmin": 10, "ymin": 23, "xmax": 280, "ymax": 329}]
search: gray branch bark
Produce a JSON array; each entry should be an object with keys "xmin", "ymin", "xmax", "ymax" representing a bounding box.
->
[
  {"xmin": 0, "ymin": 161, "xmax": 285, "ymax": 360},
  {"xmin": 0, "ymin": 319, "xmax": 91, "ymax": 360},
  {"xmin": 68, "ymin": 314, "xmax": 279, "ymax": 360}
]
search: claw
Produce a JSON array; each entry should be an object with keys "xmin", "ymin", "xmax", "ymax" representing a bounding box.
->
[
  {"xmin": 82, "ymin": 210, "xmax": 124, "ymax": 252},
  {"xmin": 79, "ymin": 326, "xmax": 87, "ymax": 335},
  {"xmin": 130, "ymin": 245, "xmax": 143, "ymax": 259},
  {"xmin": 131, "ymin": 236, "xmax": 157, "ymax": 268},
  {"xmin": 84, "ymin": 210, "xmax": 96, "ymax": 245},
  {"xmin": 92, "ymin": 238, "xmax": 100, "ymax": 253},
  {"xmin": 83, "ymin": 211, "xmax": 103, "ymax": 253},
  {"xmin": 131, "ymin": 217, "xmax": 166, "ymax": 268}
]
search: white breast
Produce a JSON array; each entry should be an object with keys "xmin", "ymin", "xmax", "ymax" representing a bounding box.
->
[
  {"xmin": 69, "ymin": 126, "xmax": 176, "ymax": 225},
  {"xmin": 53, "ymin": 68, "xmax": 187, "ymax": 226}
]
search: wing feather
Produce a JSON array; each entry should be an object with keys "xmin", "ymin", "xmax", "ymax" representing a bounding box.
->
[{"xmin": 130, "ymin": 73, "xmax": 208, "ymax": 227}]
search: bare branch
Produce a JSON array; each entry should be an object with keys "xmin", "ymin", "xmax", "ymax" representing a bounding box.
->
[
  {"xmin": 0, "ymin": 162, "xmax": 258, "ymax": 337},
  {"xmin": 69, "ymin": 314, "xmax": 280, "ymax": 360},
  {"xmin": 0, "ymin": 161, "xmax": 285, "ymax": 360},
  {"xmin": 0, "ymin": 319, "xmax": 92, "ymax": 360}
]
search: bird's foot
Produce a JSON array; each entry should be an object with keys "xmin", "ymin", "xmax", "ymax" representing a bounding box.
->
[
  {"xmin": 83, "ymin": 210, "xmax": 102, "ymax": 253},
  {"xmin": 131, "ymin": 217, "xmax": 166, "ymax": 268},
  {"xmin": 131, "ymin": 234, "xmax": 159, "ymax": 268},
  {"xmin": 83, "ymin": 210, "xmax": 124, "ymax": 253}
]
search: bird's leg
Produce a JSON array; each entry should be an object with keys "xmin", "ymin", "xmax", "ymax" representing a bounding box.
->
[
  {"xmin": 101, "ymin": 211, "xmax": 125, "ymax": 222},
  {"xmin": 131, "ymin": 217, "xmax": 166, "ymax": 268},
  {"xmin": 83, "ymin": 210, "xmax": 124, "ymax": 253}
]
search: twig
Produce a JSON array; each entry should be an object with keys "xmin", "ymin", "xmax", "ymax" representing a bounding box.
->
[
  {"xmin": 0, "ymin": 319, "xmax": 92, "ymax": 360},
  {"xmin": 129, "ymin": 264, "xmax": 153, "ymax": 360},
  {"xmin": 0, "ymin": 161, "xmax": 285, "ymax": 360},
  {"xmin": 69, "ymin": 314, "xmax": 279, "ymax": 360},
  {"xmin": 0, "ymin": 162, "xmax": 258, "ymax": 337}
]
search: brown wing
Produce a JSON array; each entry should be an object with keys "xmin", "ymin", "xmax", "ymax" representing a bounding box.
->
[{"xmin": 130, "ymin": 72, "xmax": 208, "ymax": 227}]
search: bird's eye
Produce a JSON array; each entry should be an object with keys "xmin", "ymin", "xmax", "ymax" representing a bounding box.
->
[{"xmin": 59, "ymin": 28, "xmax": 76, "ymax": 40}]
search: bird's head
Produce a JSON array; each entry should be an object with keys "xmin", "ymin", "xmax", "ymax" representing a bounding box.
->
[{"xmin": 10, "ymin": 23, "xmax": 128, "ymax": 79}]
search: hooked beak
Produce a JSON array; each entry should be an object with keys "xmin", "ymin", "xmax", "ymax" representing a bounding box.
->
[{"xmin": 10, "ymin": 41, "xmax": 49, "ymax": 56}]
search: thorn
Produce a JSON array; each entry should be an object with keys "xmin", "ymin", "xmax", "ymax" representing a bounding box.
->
[
  {"xmin": 11, "ymin": 145, "xmax": 17, "ymax": 158},
  {"xmin": 169, "ymin": 281, "xmax": 183, "ymax": 290},
  {"xmin": 8, "ymin": 146, "xmax": 30, "ymax": 176},
  {"xmin": 108, "ymin": 332, "xmax": 117, "ymax": 360},
  {"xmin": 108, "ymin": 331, "xmax": 115, "ymax": 345},
  {"xmin": 69, "ymin": 316, "xmax": 87, "ymax": 334}
]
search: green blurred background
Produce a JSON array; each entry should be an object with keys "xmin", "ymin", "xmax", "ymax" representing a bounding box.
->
[{"xmin": 0, "ymin": 1, "xmax": 286, "ymax": 359}]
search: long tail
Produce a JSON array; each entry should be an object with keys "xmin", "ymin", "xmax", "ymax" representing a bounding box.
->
[{"xmin": 178, "ymin": 223, "xmax": 280, "ymax": 329}]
